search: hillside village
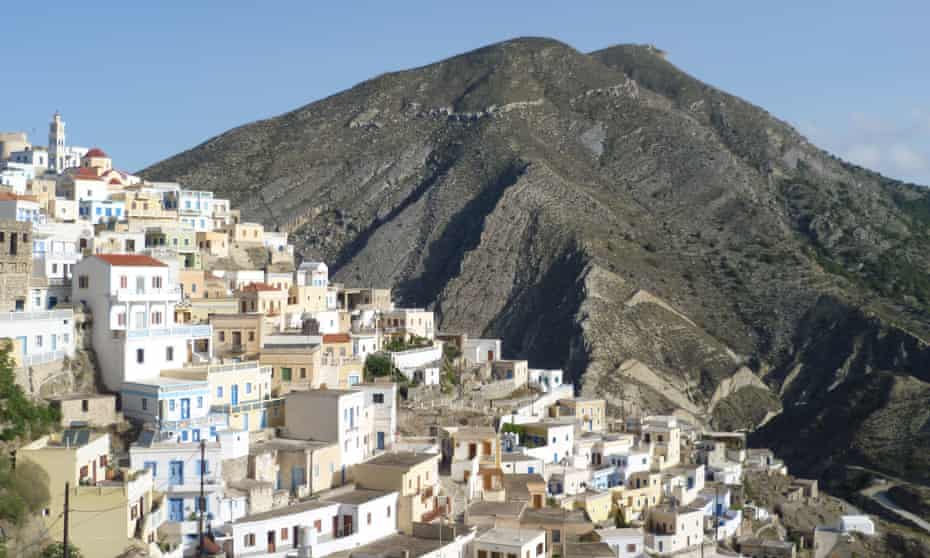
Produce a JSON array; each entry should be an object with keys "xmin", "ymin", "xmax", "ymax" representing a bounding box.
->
[{"xmin": 0, "ymin": 115, "xmax": 892, "ymax": 557}]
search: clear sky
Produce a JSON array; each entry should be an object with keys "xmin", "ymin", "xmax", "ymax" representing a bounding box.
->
[{"xmin": 3, "ymin": 1, "xmax": 929, "ymax": 184}]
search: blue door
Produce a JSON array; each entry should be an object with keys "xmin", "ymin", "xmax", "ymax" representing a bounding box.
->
[
  {"xmin": 169, "ymin": 461, "xmax": 184, "ymax": 485},
  {"xmin": 528, "ymin": 466, "xmax": 535, "ymax": 474},
  {"xmin": 180, "ymin": 398, "xmax": 190, "ymax": 420},
  {"xmin": 292, "ymin": 466, "xmax": 305, "ymax": 494},
  {"xmin": 230, "ymin": 384, "xmax": 239, "ymax": 406},
  {"xmin": 377, "ymin": 432, "xmax": 385, "ymax": 450},
  {"xmin": 260, "ymin": 411, "xmax": 267, "ymax": 429},
  {"xmin": 169, "ymin": 498, "xmax": 184, "ymax": 522}
]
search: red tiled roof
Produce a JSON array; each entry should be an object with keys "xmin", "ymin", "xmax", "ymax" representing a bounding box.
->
[
  {"xmin": 108, "ymin": 177, "xmax": 122, "ymax": 185},
  {"xmin": 0, "ymin": 192, "xmax": 38, "ymax": 202},
  {"xmin": 240, "ymin": 282, "xmax": 280, "ymax": 292},
  {"xmin": 95, "ymin": 254, "xmax": 167, "ymax": 267},
  {"xmin": 72, "ymin": 167, "xmax": 102, "ymax": 181},
  {"xmin": 323, "ymin": 333, "xmax": 351, "ymax": 344},
  {"xmin": 84, "ymin": 147, "xmax": 108, "ymax": 158}
]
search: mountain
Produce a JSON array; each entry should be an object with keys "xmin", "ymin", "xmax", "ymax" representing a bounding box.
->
[{"xmin": 142, "ymin": 37, "xmax": 930, "ymax": 484}]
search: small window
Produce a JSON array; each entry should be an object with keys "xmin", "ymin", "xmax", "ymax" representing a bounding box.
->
[
  {"xmin": 367, "ymin": 512, "xmax": 372, "ymax": 525},
  {"xmin": 281, "ymin": 527, "xmax": 288, "ymax": 540},
  {"xmin": 81, "ymin": 399, "xmax": 89, "ymax": 412},
  {"xmin": 136, "ymin": 349, "xmax": 144, "ymax": 364},
  {"xmin": 216, "ymin": 386, "xmax": 223, "ymax": 398},
  {"xmin": 218, "ymin": 331, "xmax": 225, "ymax": 342},
  {"xmin": 141, "ymin": 397, "xmax": 148, "ymax": 410},
  {"xmin": 166, "ymin": 346, "xmax": 174, "ymax": 361},
  {"xmin": 248, "ymin": 331, "xmax": 255, "ymax": 342}
]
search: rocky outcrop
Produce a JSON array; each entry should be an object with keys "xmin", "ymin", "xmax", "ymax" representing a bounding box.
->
[{"xmin": 142, "ymin": 37, "xmax": 930, "ymax": 481}]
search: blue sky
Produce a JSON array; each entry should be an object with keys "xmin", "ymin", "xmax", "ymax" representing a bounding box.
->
[{"xmin": 3, "ymin": 1, "xmax": 929, "ymax": 184}]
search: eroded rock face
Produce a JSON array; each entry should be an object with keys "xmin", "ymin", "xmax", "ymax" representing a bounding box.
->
[{"xmin": 142, "ymin": 37, "xmax": 930, "ymax": 482}]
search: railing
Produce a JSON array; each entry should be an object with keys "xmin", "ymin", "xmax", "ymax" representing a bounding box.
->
[
  {"xmin": 125, "ymin": 324, "xmax": 212, "ymax": 339},
  {"xmin": 18, "ymin": 349, "xmax": 68, "ymax": 367},
  {"xmin": 112, "ymin": 286, "xmax": 182, "ymax": 302},
  {"xmin": 160, "ymin": 413, "xmax": 228, "ymax": 432},
  {"xmin": 0, "ymin": 309, "xmax": 73, "ymax": 322},
  {"xmin": 199, "ymin": 361, "xmax": 270, "ymax": 375},
  {"xmin": 210, "ymin": 396, "xmax": 283, "ymax": 415}
]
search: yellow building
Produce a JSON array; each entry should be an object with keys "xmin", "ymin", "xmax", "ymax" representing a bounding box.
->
[
  {"xmin": 161, "ymin": 361, "xmax": 283, "ymax": 432},
  {"xmin": 260, "ymin": 343, "xmax": 322, "ymax": 395},
  {"xmin": 554, "ymin": 398, "xmax": 607, "ymax": 433},
  {"xmin": 227, "ymin": 222, "xmax": 264, "ymax": 243},
  {"xmin": 573, "ymin": 490, "xmax": 613, "ymax": 523},
  {"xmin": 286, "ymin": 285, "xmax": 330, "ymax": 313},
  {"xmin": 197, "ymin": 230, "xmax": 229, "ymax": 257},
  {"xmin": 352, "ymin": 452, "xmax": 444, "ymax": 534},
  {"xmin": 210, "ymin": 312, "xmax": 264, "ymax": 359},
  {"xmin": 612, "ymin": 471, "xmax": 663, "ymax": 523},
  {"xmin": 115, "ymin": 189, "xmax": 178, "ymax": 222},
  {"xmin": 18, "ymin": 431, "xmax": 160, "ymax": 558}
]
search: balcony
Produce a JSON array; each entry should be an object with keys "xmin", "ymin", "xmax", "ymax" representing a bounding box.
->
[
  {"xmin": 125, "ymin": 324, "xmax": 212, "ymax": 339},
  {"xmin": 112, "ymin": 286, "xmax": 182, "ymax": 303},
  {"xmin": 210, "ymin": 396, "xmax": 283, "ymax": 415},
  {"xmin": 0, "ymin": 309, "xmax": 73, "ymax": 322}
]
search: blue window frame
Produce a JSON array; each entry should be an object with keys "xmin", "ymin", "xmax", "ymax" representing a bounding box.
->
[
  {"xmin": 169, "ymin": 461, "xmax": 184, "ymax": 485},
  {"xmin": 199, "ymin": 459, "xmax": 209, "ymax": 475},
  {"xmin": 192, "ymin": 429, "xmax": 200, "ymax": 442},
  {"xmin": 168, "ymin": 498, "xmax": 184, "ymax": 521},
  {"xmin": 196, "ymin": 396, "xmax": 203, "ymax": 408},
  {"xmin": 95, "ymin": 208, "xmax": 102, "ymax": 216},
  {"xmin": 245, "ymin": 383, "xmax": 252, "ymax": 394},
  {"xmin": 168, "ymin": 399, "xmax": 175, "ymax": 411},
  {"xmin": 216, "ymin": 386, "xmax": 223, "ymax": 398},
  {"xmin": 181, "ymin": 430, "xmax": 189, "ymax": 442},
  {"xmin": 143, "ymin": 461, "xmax": 157, "ymax": 477}
]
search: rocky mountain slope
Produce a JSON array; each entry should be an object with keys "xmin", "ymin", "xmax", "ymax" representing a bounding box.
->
[{"xmin": 142, "ymin": 37, "xmax": 930, "ymax": 484}]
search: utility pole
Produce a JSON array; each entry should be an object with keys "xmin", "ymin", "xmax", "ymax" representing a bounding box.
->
[
  {"xmin": 714, "ymin": 484, "xmax": 719, "ymax": 543},
  {"xmin": 198, "ymin": 439, "xmax": 206, "ymax": 557},
  {"xmin": 63, "ymin": 482, "xmax": 70, "ymax": 558}
]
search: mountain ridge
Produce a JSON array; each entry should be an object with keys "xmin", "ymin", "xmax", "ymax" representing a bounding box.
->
[{"xmin": 141, "ymin": 37, "xmax": 930, "ymax": 485}]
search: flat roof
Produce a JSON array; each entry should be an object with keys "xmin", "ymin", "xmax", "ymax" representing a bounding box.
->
[
  {"xmin": 233, "ymin": 498, "xmax": 335, "ymax": 524},
  {"xmin": 325, "ymin": 533, "xmax": 460, "ymax": 558},
  {"xmin": 563, "ymin": 542, "xmax": 615, "ymax": 558},
  {"xmin": 520, "ymin": 508, "xmax": 591, "ymax": 525},
  {"xmin": 46, "ymin": 393, "xmax": 115, "ymax": 401},
  {"xmin": 248, "ymin": 438, "xmax": 334, "ymax": 455},
  {"xmin": 594, "ymin": 528, "xmax": 643, "ymax": 538},
  {"xmin": 322, "ymin": 488, "xmax": 390, "ymax": 506},
  {"xmin": 468, "ymin": 501, "xmax": 526, "ymax": 517},
  {"xmin": 287, "ymin": 388, "xmax": 359, "ymax": 399},
  {"xmin": 361, "ymin": 452, "xmax": 439, "ymax": 469},
  {"xmin": 477, "ymin": 527, "xmax": 545, "ymax": 546}
]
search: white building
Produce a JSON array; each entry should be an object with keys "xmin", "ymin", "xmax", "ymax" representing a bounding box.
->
[
  {"xmin": 177, "ymin": 189, "xmax": 214, "ymax": 231},
  {"xmin": 0, "ymin": 193, "xmax": 43, "ymax": 224},
  {"xmin": 31, "ymin": 221, "xmax": 90, "ymax": 306},
  {"xmin": 121, "ymin": 376, "xmax": 224, "ymax": 443},
  {"xmin": 296, "ymin": 261, "xmax": 328, "ymax": 287},
  {"xmin": 595, "ymin": 528, "xmax": 646, "ymax": 558},
  {"xmin": 284, "ymin": 389, "xmax": 374, "ymax": 468},
  {"xmin": 226, "ymin": 489, "xmax": 398, "ymax": 558},
  {"xmin": 472, "ymin": 528, "xmax": 546, "ymax": 558},
  {"xmin": 462, "ymin": 338, "xmax": 501, "ymax": 365},
  {"xmin": 78, "ymin": 199, "xmax": 125, "ymax": 224},
  {"xmin": 356, "ymin": 382, "xmax": 397, "ymax": 451},
  {"xmin": 0, "ymin": 309, "xmax": 76, "ymax": 367},
  {"xmin": 838, "ymin": 515, "xmax": 875, "ymax": 536},
  {"xmin": 72, "ymin": 254, "xmax": 212, "ymax": 391},
  {"xmin": 7, "ymin": 148, "xmax": 49, "ymax": 173},
  {"xmin": 501, "ymin": 453, "xmax": 544, "ymax": 475},
  {"xmin": 644, "ymin": 506, "xmax": 704, "ymax": 555},
  {"xmin": 129, "ymin": 437, "xmax": 228, "ymax": 540},
  {"xmin": 528, "ymin": 368, "xmax": 564, "ymax": 392}
]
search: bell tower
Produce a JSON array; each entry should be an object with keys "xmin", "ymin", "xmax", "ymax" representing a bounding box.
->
[{"xmin": 48, "ymin": 111, "xmax": 66, "ymax": 171}]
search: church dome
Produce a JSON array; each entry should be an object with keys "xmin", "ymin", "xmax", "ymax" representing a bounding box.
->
[{"xmin": 85, "ymin": 147, "xmax": 108, "ymax": 158}]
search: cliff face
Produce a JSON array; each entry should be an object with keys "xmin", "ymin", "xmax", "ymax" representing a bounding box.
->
[{"xmin": 142, "ymin": 37, "xmax": 930, "ymax": 482}]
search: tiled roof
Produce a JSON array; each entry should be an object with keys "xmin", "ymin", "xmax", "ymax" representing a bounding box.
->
[
  {"xmin": 95, "ymin": 254, "xmax": 168, "ymax": 267},
  {"xmin": 71, "ymin": 167, "xmax": 102, "ymax": 181},
  {"xmin": 323, "ymin": 333, "xmax": 350, "ymax": 344},
  {"xmin": 84, "ymin": 147, "xmax": 108, "ymax": 158},
  {"xmin": 240, "ymin": 282, "xmax": 280, "ymax": 292}
]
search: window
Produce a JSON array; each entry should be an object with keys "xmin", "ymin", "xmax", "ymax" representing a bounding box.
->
[
  {"xmin": 152, "ymin": 311, "xmax": 163, "ymax": 325},
  {"xmin": 78, "ymin": 275, "xmax": 89, "ymax": 288},
  {"xmin": 387, "ymin": 505, "xmax": 391, "ymax": 517},
  {"xmin": 281, "ymin": 368, "xmax": 292, "ymax": 381},
  {"xmin": 136, "ymin": 349, "xmax": 144, "ymax": 363},
  {"xmin": 100, "ymin": 455, "xmax": 107, "ymax": 467},
  {"xmin": 197, "ymin": 396, "xmax": 203, "ymax": 408},
  {"xmin": 300, "ymin": 368, "xmax": 307, "ymax": 379},
  {"xmin": 80, "ymin": 466, "xmax": 88, "ymax": 479},
  {"xmin": 314, "ymin": 520, "xmax": 322, "ymax": 533},
  {"xmin": 552, "ymin": 529, "xmax": 561, "ymax": 543},
  {"xmin": 35, "ymin": 336, "xmax": 43, "ymax": 348},
  {"xmin": 81, "ymin": 399, "xmax": 89, "ymax": 412},
  {"xmin": 244, "ymin": 534, "xmax": 255, "ymax": 547},
  {"xmin": 314, "ymin": 464, "xmax": 320, "ymax": 477},
  {"xmin": 373, "ymin": 393, "xmax": 384, "ymax": 404},
  {"xmin": 169, "ymin": 400, "xmax": 176, "ymax": 411},
  {"xmin": 245, "ymin": 383, "xmax": 252, "ymax": 394},
  {"xmin": 216, "ymin": 386, "xmax": 223, "ymax": 398},
  {"xmin": 199, "ymin": 460, "xmax": 209, "ymax": 475},
  {"xmin": 248, "ymin": 331, "xmax": 255, "ymax": 342},
  {"xmin": 218, "ymin": 331, "xmax": 225, "ymax": 342},
  {"xmin": 281, "ymin": 527, "xmax": 288, "ymax": 540},
  {"xmin": 152, "ymin": 276, "xmax": 163, "ymax": 288},
  {"xmin": 367, "ymin": 512, "xmax": 372, "ymax": 525},
  {"xmin": 536, "ymin": 544, "xmax": 544, "ymax": 556},
  {"xmin": 166, "ymin": 346, "xmax": 174, "ymax": 361},
  {"xmin": 141, "ymin": 397, "xmax": 148, "ymax": 410},
  {"xmin": 625, "ymin": 544, "xmax": 636, "ymax": 552}
]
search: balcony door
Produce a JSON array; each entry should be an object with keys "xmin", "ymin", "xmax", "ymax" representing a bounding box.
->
[
  {"xmin": 169, "ymin": 461, "xmax": 184, "ymax": 485},
  {"xmin": 231, "ymin": 384, "xmax": 239, "ymax": 406},
  {"xmin": 180, "ymin": 398, "xmax": 190, "ymax": 420},
  {"xmin": 135, "ymin": 276, "xmax": 145, "ymax": 294}
]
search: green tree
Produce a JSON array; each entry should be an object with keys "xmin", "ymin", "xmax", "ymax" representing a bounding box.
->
[
  {"xmin": 40, "ymin": 542, "xmax": 84, "ymax": 558},
  {"xmin": 0, "ymin": 455, "xmax": 50, "ymax": 525},
  {"xmin": 0, "ymin": 342, "xmax": 59, "ymax": 441},
  {"xmin": 363, "ymin": 354, "xmax": 393, "ymax": 378}
]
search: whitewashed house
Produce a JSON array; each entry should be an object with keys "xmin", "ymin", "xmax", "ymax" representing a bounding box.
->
[
  {"xmin": 284, "ymin": 389, "xmax": 374, "ymax": 469},
  {"xmin": 356, "ymin": 382, "xmax": 397, "ymax": 451},
  {"xmin": 72, "ymin": 254, "xmax": 213, "ymax": 390}
]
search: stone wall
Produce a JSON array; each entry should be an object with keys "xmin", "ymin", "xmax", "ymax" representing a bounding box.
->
[{"xmin": 0, "ymin": 220, "xmax": 32, "ymax": 312}]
